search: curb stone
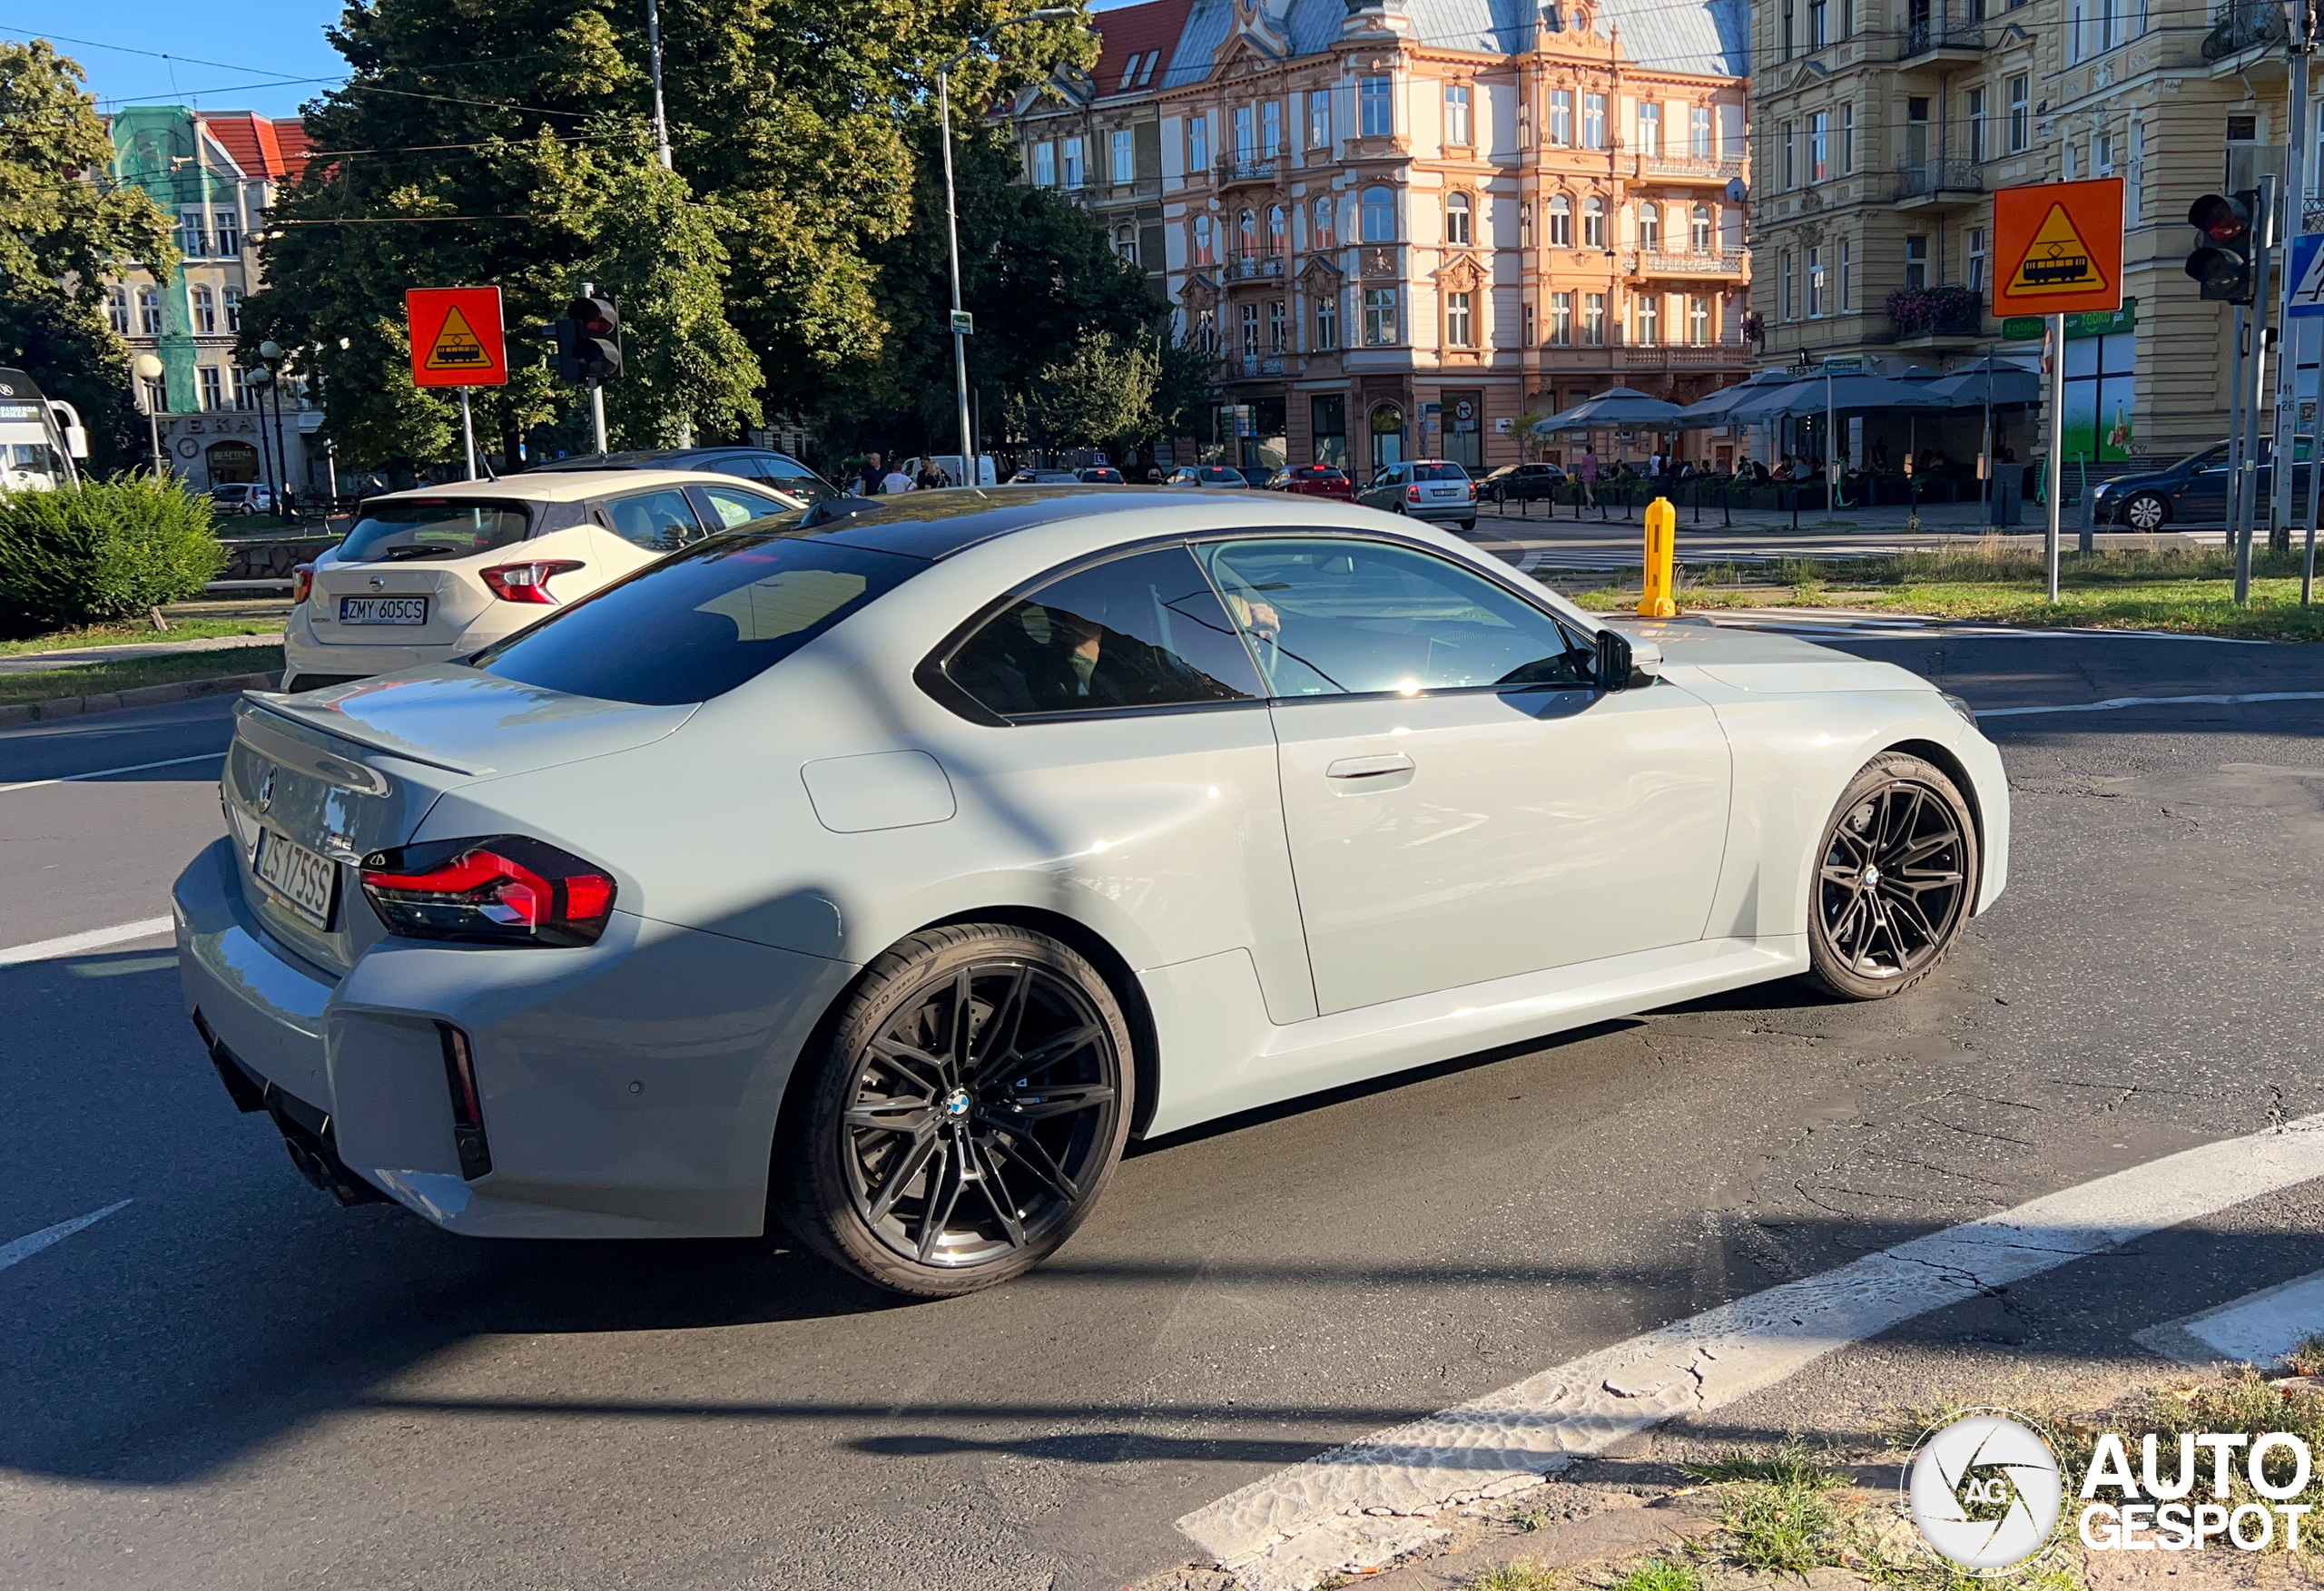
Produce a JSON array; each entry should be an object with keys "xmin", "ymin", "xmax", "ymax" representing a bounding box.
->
[{"xmin": 0, "ymin": 671, "xmax": 281, "ymax": 729}]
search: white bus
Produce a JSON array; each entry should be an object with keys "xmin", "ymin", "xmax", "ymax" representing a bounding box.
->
[{"xmin": 0, "ymin": 368, "xmax": 90, "ymax": 493}]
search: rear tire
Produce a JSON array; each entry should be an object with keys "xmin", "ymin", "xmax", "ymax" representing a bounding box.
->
[
  {"xmin": 1459, "ymin": 517, "xmax": 1478, "ymax": 531},
  {"xmin": 774, "ymin": 923, "xmax": 1134, "ymax": 1298},
  {"xmin": 1805, "ymin": 752, "xmax": 1978, "ymax": 1001},
  {"xmin": 2122, "ymin": 491, "xmax": 2169, "ymax": 532}
]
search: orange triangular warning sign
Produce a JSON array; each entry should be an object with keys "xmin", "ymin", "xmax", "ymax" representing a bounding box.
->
[
  {"xmin": 2006, "ymin": 203, "xmax": 2109, "ymax": 297},
  {"xmin": 423, "ymin": 304, "xmax": 490, "ymax": 368}
]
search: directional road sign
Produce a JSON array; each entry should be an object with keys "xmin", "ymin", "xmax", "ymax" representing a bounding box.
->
[
  {"xmin": 1992, "ymin": 179, "xmax": 2124, "ymax": 318},
  {"xmin": 2288, "ymin": 234, "xmax": 2324, "ymax": 319},
  {"xmin": 406, "ymin": 287, "xmax": 508, "ymax": 388}
]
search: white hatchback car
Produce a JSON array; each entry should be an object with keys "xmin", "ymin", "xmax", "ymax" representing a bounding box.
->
[
  {"xmin": 283, "ymin": 472, "xmax": 803, "ymax": 692},
  {"xmin": 178, "ymin": 486, "xmax": 2007, "ymax": 1298}
]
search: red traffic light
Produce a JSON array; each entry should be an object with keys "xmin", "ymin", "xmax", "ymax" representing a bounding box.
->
[{"xmin": 2189, "ymin": 193, "xmax": 2251, "ymax": 244}]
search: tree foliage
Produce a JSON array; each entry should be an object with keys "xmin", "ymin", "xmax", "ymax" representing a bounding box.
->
[
  {"xmin": 0, "ymin": 475, "xmax": 222, "ymax": 629},
  {"xmin": 1009, "ymin": 329, "xmax": 1158, "ymax": 451}
]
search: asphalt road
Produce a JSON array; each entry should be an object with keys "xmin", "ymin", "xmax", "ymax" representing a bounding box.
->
[{"xmin": 4, "ymin": 631, "xmax": 2323, "ymax": 1591}]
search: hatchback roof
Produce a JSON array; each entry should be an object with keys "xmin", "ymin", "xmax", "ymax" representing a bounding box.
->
[
  {"xmin": 365, "ymin": 469, "xmax": 763, "ymax": 506},
  {"xmin": 527, "ymin": 447, "xmax": 804, "ymax": 470},
  {"xmin": 783, "ymin": 483, "xmax": 1303, "ymax": 559}
]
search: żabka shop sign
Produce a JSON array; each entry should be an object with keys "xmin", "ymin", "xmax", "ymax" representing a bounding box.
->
[{"xmin": 1904, "ymin": 1409, "xmax": 2315, "ymax": 1576}]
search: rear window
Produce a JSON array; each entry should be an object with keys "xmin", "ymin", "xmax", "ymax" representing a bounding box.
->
[
  {"xmin": 341, "ymin": 500, "xmax": 529, "ymax": 562},
  {"xmin": 1196, "ymin": 466, "xmax": 1244, "ymax": 484},
  {"xmin": 473, "ymin": 532, "xmax": 922, "ymax": 705},
  {"xmin": 1413, "ymin": 464, "xmax": 1469, "ymax": 482}
]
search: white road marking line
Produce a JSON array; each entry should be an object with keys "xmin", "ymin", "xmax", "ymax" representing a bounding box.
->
[
  {"xmin": 1976, "ymin": 689, "xmax": 2324, "ymax": 719},
  {"xmin": 0, "ymin": 918, "xmax": 176, "ymax": 967},
  {"xmin": 0, "ymin": 750, "xmax": 225, "ymax": 796},
  {"xmin": 1179, "ymin": 1112, "xmax": 2324, "ymax": 1591},
  {"xmin": 2135, "ymin": 1267, "xmax": 2324, "ymax": 1367},
  {"xmin": 0, "ymin": 1200, "xmax": 133, "ymax": 1277}
]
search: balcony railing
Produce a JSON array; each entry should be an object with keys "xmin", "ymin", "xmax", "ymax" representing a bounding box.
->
[
  {"xmin": 1640, "ymin": 154, "xmax": 1747, "ymax": 182},
  {"xmin": 1898, "ymin": 16, "xmax": 1985, "ymax": 56},
  {"xmin": 1217, "ymin": 156, "xmax": 1279, "ymax": 185},
  {"xmin": 2204, "ymin": 0, "xmax": 2287, "ymax": 58},
  {"xmin": 1639, "ymin": 249, "xmax": 1747, "ymax": 276},
  {"xmin": 1234, "ymin": 355, "xmax": 1291, "ymax": 378},
  {"xmin": 1231, "ymin": 255, "xmax": 1286, "ymax": 280},
  {"xmin": 1893, "ymin": 160, "xmax": 1984, "ymax": 201}
]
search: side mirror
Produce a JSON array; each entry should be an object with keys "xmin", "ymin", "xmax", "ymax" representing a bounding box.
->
[
  {"xmin": 1595, "ymin": 627, "xmax": 1633, "ymax": 690},
  {"xmin": 64, "ymin": 425, "xmax": 90, "ymax": 460}
]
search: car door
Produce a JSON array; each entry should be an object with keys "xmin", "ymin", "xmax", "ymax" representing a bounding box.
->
[
  {"xmin": 592, "ymin": 484, "xmax": 711, "ymax": 555},
  {"xmin": 1199, "ymin": 535, "xmax": 1732, "ymax": 1016}
]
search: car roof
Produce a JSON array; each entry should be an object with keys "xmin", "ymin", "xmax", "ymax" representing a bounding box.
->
[
  {"xmin": 779, "ymin": 483, "xmax": 1408, "ymax": 559},
  {"xmin": 360, "ymin": 470, "xmax": 785, "ymax": 506}
]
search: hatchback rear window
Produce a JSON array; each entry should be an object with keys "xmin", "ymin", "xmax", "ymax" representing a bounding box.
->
[
  {"xmin": 1413, "ymin": 464, "xmax": 1469, "ymax": 482},
  {"xmin": 340, "ymin": 500, "xmax": 530, "ymax": 562},
  {"xmin": 473, "ymin": 532, "xmax": 922, "ymax": 705}
]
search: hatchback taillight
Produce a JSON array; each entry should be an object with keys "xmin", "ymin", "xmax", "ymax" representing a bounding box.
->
[
  {"xmin": 360, "ymin": 835, "xmax": 616, "ymax": 947},
  {"xmin": 292, "ymin": 563, "xmax": 314, "ymax": 604},
  {"xmin": 480, "ymin": 559, "xmax": 585, "ymax": 604},
  {"xmin": 1407, "ymin": 484, "xmax": 1422, "ymax": 502},
  {"xmin": 1468, "ymin": 481, "xmax": 1479, "ymax": 499}
]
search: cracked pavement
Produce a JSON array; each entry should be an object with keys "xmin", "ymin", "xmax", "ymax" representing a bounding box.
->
[{"xmin": 3, "ymin": 632, "xmax": 2323, "ymax": 1591}]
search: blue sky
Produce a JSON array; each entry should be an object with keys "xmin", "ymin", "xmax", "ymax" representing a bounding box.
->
[{"xmin": 10, "ymin": 0, "xmax": 1147, "ymax": 122}]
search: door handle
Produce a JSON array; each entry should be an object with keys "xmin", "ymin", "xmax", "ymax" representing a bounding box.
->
[{"xmin": 1326, "ymin": 752, "xmax": 1415, "ymax": 780}]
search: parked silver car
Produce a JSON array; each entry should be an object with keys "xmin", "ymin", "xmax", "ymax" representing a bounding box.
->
[{"xmin": 1358, "ymin": 460, "xmax": 1478, "ymax": 529}]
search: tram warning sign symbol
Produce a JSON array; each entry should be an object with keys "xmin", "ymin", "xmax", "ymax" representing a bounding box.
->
[
  {"xmin": 1993, "ymin": 180, "xmax": 2122, "ymax": 318},
  {"xmin": 405, "ymin": 286, "xmax": 508, "ymax": 388}
]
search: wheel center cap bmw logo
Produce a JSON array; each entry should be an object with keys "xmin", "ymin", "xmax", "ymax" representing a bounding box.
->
[{"xmin": 942, "ymin": 1088, "xmax": 971, "ymax": 1119}]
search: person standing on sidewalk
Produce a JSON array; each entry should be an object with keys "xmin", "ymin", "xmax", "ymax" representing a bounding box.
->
[{"xmin": 1579, "ymin": 447, "xmax": 1600, "ymax": 508}]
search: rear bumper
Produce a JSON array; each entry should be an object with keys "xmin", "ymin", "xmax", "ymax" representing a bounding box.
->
[
  {"xmin": 173, "ymin": 835, "xmax": 859, "ymax": 1238},
  {"xmin": 282, "ymin": 605, "xmax": 529, "ymax": 687}
]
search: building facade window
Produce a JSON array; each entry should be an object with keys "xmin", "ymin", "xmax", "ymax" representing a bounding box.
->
[
  {"xmin": 1582, "ymin": 291, "xmax": 1607, "ymax": 345},
  {"xmin": 107, "ymin": 286, "xmax": 129, "ymax": 335},
  {"xmin": 1582, "ymin": 194, "xmax": 1605, "ymax": 248},
  {"xmin": 1361, "ymin": 185, "xmax": 1395, "ymax": 241},
  {"xmin": 177, "ymin": 209, "xmax": 208, "ymax": 258},
  {"xmin": 1551, "ymin": 290, "xmax": 1574, "ymax": 345},
  {"xmin": 1637, "ymin": 102, "xmax": 1660, "ymax": 156},
  {"xmin": 1112, "ymin": 129, "xmax": 1135, "ymax": 183},
  {"xmin": 1965, "ymin": 226, "xmax": 1987, "ymax": 289},
  {"xmin": 1840, "ymin": 102, "xmax": 1854, "ymax": 172},
  {"xmin": 231, "ymin": 367, "xmax": 252, "ymax": 409},
  {"xmin": 1241, "ymin": 302, "xmax": 1260, "ymax": 357},
  {"xmin": 1446, "ymin": 192, "xmax": 1472, "ymax": 244},
  {"xmin": 1316, "ymin": 291, "xmax": 1340, "ymax": 349},
  {"xmin": 2129, "ymin": 120, "xmax": 2145, "ymax": 221},
  {"xmin": 1638, "ymin": 201, "xmax": 1661, "ymax": 250},
  {"xmin": 1196, "ymin": 308, "xmax": 1216, "ymax": 351},
  {"xmin": 199, "ymin": 367, "xmax": 223, "ymax": 410},
  {"xmin": 1519, "ymin": 106, "xmax": 1533, "ymax": 149},
  {"xmin": 1520, "ymin": 201, "xmax": 1535, "ymax": 247},
  {"xmin": 1188, "ymin": 113, "xmax": 1209, "ymax": 172},
  {"xmin": 1061, "ymin": 137, "xmax": 1084, "ymax": 186},
  {"xmin": 1782, "ymin": 0, "xmax": 1796, "ymax": 56},
  {"xmin": 1967, "ymin": 88, "xmax": 1986, "ymax": 162},
  {"xmin": 1034, "ymin": 141, "xmax": 1056, "ymax": 185},
  {"xmin": 1782, "ymin": 120, "xmax": 1796, "ymax": 188},
  {"xmin": 1445, "ymin": 83, "xmax": 1472, "ymax": 146},
  {"xmin": 1360, "ymin": 76, "xmax": 1393, "ymax": 137},
  {"xmin": 1837, "ymin": 238, "xmax": 1851, "ymax": 311},
  {"xmin": 1810, "ymin": 0, "xmax": 1827, "ymax": 46},
  {"xmin": 1551, "ymin": 89, "xmax": 1572, "ymax": 145},
  {"xmin": 1905, "ymin": 234, "xmax": 1929, "ymax": 288},
  {"xmin": 1194, "ymin": 214, "xmax": 1216, "ymax": 265},
  {"xmin": 1688, "ymin": 294, "xmax": 1710, "ymax": 345},
  {"xmin": 1313, "ymin": 393, "xmax": 1347, "ymax": 466},
  {"xmin": 214, "ymin": 210, "xmax": 241, "ymax": 256},
  {"xmin": 1268, "ymin": 299, "xmax": 1287, "ymax": 353},
  {"xmin": 1235, "ymin": 105, "xmax": 1255, "ymax": 160},
  {"xmin": 1809, "ymin": 111, "xmax": 1827, "ymax": 182},
  {"xmin": 1550, "ymin": 193, "xmax": 1573, "ymax": 246},
  {"xmin": 1310, "ymin": 91, "xmax": 1332, "ymax": 147},
  {"xmin": 1268, "ymin": 204, "xmax": 1287, "ymax": 256},
  {"xmin": 1691, "ymin": 203, "xmax": 1712, "ymax": 251},
  {"xmin": 138, "ymin": 286, "xmax": 162, "ymax": 336},
  {"xmin": 1447, "ymin": 290, "xmax": 1474, "ymax": 346},
  {"xmin": 1807, "ymin": 246, "xmax": 1825, "ymax": 317},
  {"xmin": 1691, "ymin": 104, "xmax": 1713, "ymax": 157},
  {"xmin": 1364, "ymin": 287, "xmax": 1399, "ymax": 344},
  {"xmin": 1521, "ymin": 300, "xmax": 1537, "ymax": 344},
  {"xmin": 1313, "ymin": 195, "xmax": 1336, "ymax": 249},
  {"xmin": 1238, "ymin": 209, "xmax": 1259, "ymax": 259},
  {"xmin": 1582, "ymin": 93, "xmax": 1607, "ymax": 148},
  {"xmin": 1115, "ymin": 225, "xmax": 1137, "ymax": 261},
  {"xmin": 1263, "ymin": 100, "xmax": 1282, "ymax": 157},
  {"xmin": 192, "ymin": 284, "xmax": 217, "ymax": 334},
  {"xmin": 1635, "ymin": 293, "xmax": 1659, "ymax": 345},
  {"xmin": 1780, "ymin": 250, "xmax": 1795, "ymax": 319},
  {"xmin": 2008, "ymin": 75, "xmax": 2030, "ymax": 151}
]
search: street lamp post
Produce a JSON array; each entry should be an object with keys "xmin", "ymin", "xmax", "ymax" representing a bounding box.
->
[
  {"xmin": 2272, "ymin": 0, "xmax": 2314, "ymax": 558},
  {"xmin": 259, "ymin": 340, "xmax": 295, "ymax": 517},
  {"xmin": 937, "ymin": 8, "xmax": 1080, "ymax": 485},
  {"xmin": 132, "ymin": 353, "xmax": 165, "ymax": 476},
  {"xmin": 245, "ymin": 367, "xmax": 278, "ymax": 508}
]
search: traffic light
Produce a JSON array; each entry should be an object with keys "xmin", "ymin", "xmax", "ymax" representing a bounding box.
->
[
  {"xmin": 2185, "ymin": 192, "xmax": 2260, "ymax": 303},
  {"xmin": 551, "ymin": 295, "xmax": 622, "ymax": 382}
]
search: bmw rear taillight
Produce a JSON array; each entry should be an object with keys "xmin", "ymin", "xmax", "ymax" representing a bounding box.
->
[
  {"xmin": 292, "ymin": 563, "xmax": 314, "ymax": 604},
  {"xmin": 359, "ymin": 835, "xmax": 615, "ymax": 947},
  {"xmin": 1407, "ymin": 484, "xmax": 1422, "ymax": 502},
  {"xmin": 479, "ymin": 559, "xmax": 585, "ymax": 604}
]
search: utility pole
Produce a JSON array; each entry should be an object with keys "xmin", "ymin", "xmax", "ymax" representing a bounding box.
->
[
  {"xmin": 2045, "ymin": 314, "xmax": 2064, "ymax": 601},
  {"xmin": 645, "ymin": 0, "xmax": 674, "ymax": 172},
  {"xmin": 2240, "ymin": 173, "xmax": 2280, "ymax": 604},
  {"xmin": 2275, "ymin": 6, "xmax": 2313, "ymax": 556}
]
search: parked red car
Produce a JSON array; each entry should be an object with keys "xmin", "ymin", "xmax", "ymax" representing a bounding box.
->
[{"xmin": 1266, "ymin": 464, "xmax": 1354, "ymax": 500}]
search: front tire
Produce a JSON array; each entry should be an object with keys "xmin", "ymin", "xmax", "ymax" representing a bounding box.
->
[
  {"xmin": 2122, "ymin": 491, "xmax": 2169, "ymax": 532},
  {"xmin": 775, "ymin": 924, "xmax": 1133, "ymax": 1298},
  {"xmin": 1806, "ymin": 753, "xmax": 1978, "ymax": 1001}
]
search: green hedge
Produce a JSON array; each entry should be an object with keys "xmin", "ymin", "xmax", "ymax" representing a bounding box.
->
[{"xmin": 0, "ymin": 474, "xmax": 225, "ymax": 629}]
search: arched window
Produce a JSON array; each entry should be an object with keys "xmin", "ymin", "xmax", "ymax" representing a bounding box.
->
[
  {"xmin": 1361, "ymin": 185, "xmax": 1395, "ymax": 242},
  {"xmin": 1445, "ymin": 192, "xmax": 1472, "ymax": 246},
  {"xmin": 1520, "ymin": 202, "xmax": 1535, "ymax": 248},
  {"xmin": 1582, "ymin": 194, "xmax": 1606, "ymax": 249},
  {"xmin": 1637, "ymin": 202, "xmax": 1660, "ymax": 250},
  {"xmin": 1237, "ymin": 209, "xmax": 1258, "ymax": 259},
  {"xmin": 1193, "ymin": 214, "xmax": 1216, "ymax": 266},
  {"xmin": 1312, "ymin": 195, "xmax": 1336, "ymax": 250},
  {"xmin": 1267, "ymin": 204, "xmax": 1287, "ymax": 256},
  {"xmin": 1549, "ymin": 194, "xmax": 1572, "ymax": 248},
  {"xmin": 1690, "ymin": 203, "xmax": 1713, "ymax": 253}
]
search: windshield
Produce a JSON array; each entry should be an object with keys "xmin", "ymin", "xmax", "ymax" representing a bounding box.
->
[
  {"xmin": 2, "ymin": 440, "xmax": 69, "ymax": 490},
  {"xmin": 340, "ymin": 500, "xmax": 531, "ymax": 562},
  {"xmin": 474, "ymin": 531, "xmax": 924, "ymax": 705}
]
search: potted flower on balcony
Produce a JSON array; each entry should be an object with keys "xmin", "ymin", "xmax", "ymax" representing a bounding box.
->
[{"xmin": 1886, "ymin": 285, "xmax": 1983, "ymax": 339}]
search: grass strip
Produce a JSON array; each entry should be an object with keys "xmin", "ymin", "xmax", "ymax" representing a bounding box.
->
[
  {"xmin": 0, "ymin": 617, "xmax": 285, "ymax": 657},
  {"xmin": 0, "ymin": 644, "xmax": 282, "ymax": 707}
]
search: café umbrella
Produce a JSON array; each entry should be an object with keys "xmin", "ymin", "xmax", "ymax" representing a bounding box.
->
[
  {"xmin": 1530, "ymin": 387, "xmax": 1688, "ymax": 435},
  {"xmin": 1671, "ymin": 368, "xmax": 1796, "ymax": 428}
]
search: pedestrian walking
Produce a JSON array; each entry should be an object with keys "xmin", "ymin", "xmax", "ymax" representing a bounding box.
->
[{"xmin": 1579, "ymin": 447, "xmax": 1600, "ymax": 508}]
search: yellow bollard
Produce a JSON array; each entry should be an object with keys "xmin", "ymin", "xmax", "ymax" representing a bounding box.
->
[{"xmin": 1638, "ymin": 496, "xmax": 1678, "ymax": 617}]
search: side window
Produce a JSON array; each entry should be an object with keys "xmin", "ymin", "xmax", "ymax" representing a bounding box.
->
[
  {"xmin": 945, "ymin": 546, "xmax": 1265, "ymax": 719},
  {"xmin": 1197, "ymin": 537, "xmax": 1594, "ymax": 697},
  {"xmin": 692, "ymin": 484, "xmax": 789, "ymax": 529},
  {"xmin": 597, "ymin": 487, "xmax": 704, "ymax": 552}
]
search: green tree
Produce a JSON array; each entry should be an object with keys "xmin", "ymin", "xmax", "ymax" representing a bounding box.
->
[
  {"xmin": 1010, "ymin": 329, "xmax": 1157, "ymax": 452},
  {"xmin": 0, "ymin": 41, "xmax": 177, "ymax": 474}
]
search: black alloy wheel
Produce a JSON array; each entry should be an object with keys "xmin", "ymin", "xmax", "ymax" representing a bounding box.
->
[
  {"xmin": 1807, "ymin": 753, "xmax": 1978, "ymax": 1000},
  {"xmin": 778, "ymin": 924, "xmax": 1131, "ymax": 1296}
]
